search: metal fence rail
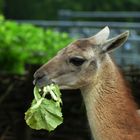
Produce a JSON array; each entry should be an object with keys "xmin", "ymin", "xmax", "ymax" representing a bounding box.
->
[
  {"xmin": 15, "ymin": 10, "xmax": 140, "ymax": 67},
  {"xmin": 58, "ymin": 10, "xmax": 140, "ymax": 19},
  {"xmin": 16, "ymin": 20, "xmax": 140, "ymax": 30}
]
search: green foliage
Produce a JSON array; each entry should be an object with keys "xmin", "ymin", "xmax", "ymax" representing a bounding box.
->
[{"xmin": 0, "ymin": 17, "xmax": 73, "ymax": 74}]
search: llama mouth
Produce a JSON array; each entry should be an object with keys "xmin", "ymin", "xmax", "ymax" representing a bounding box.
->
[{"xmin": 33, "ymin": 76, "xmax": 54, "ymax": 88}]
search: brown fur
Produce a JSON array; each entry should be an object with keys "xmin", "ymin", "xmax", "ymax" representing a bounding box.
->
[
  {"xmin": 34, "ymin": 27, "xmax": 140, "ymax": 140},
  {"xmin": 81, "ymin": 56, "xmax": 140, "ymax": 140}
]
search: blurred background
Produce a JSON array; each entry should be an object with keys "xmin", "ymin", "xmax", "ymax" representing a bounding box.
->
[{"xmin": 0, "ymin": 0, "xmax": 140, "ymax": 140}]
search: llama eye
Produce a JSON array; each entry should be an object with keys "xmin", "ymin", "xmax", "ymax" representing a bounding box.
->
[{"xmin": 69, "ymin": 57, "xmax": 86, "ymax": 66}]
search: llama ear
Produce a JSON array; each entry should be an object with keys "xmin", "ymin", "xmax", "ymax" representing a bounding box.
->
[
  {"xmin": 88, "ymin": 26, "xmax": 110, "ymax": 44},
  {"xmin": 101, "ymin": 31, "xmax": 129, "ymax": 53}
]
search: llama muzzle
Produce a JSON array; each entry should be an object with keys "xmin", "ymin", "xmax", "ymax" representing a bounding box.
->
[{"xmin": 33, "ymin": 71, "xmax": 52, "ymax": 87}]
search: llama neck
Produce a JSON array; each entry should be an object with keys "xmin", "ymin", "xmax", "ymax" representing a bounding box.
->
[{"xmin": 81, "ymin": 56, "xmax": 140, "ymax": 140}]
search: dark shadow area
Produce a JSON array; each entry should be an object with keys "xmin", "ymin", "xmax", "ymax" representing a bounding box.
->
[{"xmin": 0, "ymin": 66, "xmax": 92, "ymax": 140}]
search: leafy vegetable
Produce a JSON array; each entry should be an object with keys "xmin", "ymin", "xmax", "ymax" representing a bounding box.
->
[{"xmin": 25, "ymin": 84, "xmax": 63, "ymax": 131}]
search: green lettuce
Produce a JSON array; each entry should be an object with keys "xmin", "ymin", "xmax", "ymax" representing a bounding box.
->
[{"xmin": 25, "ymin": 84, "xmax": 63, "ymax": 131}]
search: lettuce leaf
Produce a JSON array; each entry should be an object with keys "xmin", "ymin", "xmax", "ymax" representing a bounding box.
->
[{"xmin": 25, "ymin": 85, "xmax": 63, "ymax": 131}]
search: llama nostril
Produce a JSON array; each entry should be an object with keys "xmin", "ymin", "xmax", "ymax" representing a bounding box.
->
[
  {"xmin": 33, "ymin": 71, "xmax": 51, "ymax": 87},
  {"xmin": 33, "ymin": 71, "xmax": 46, "ymax": 85},
  {"xmin": 36, "ymin": 75, "xmax": 44, "ymax": 80},
  {"xmin": 34, "ymin": 70, "xmax": 44, "ymax": 80}
]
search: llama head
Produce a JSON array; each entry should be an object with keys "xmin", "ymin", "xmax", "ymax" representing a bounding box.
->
[{"xmin": 34, "ymin": 27, "xmax": 129, "ymax": 89}]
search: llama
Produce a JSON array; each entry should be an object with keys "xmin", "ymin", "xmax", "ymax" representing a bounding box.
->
[{"xmin": 34, "ymin": 27, "xmax": 140, "ymax": 140}]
